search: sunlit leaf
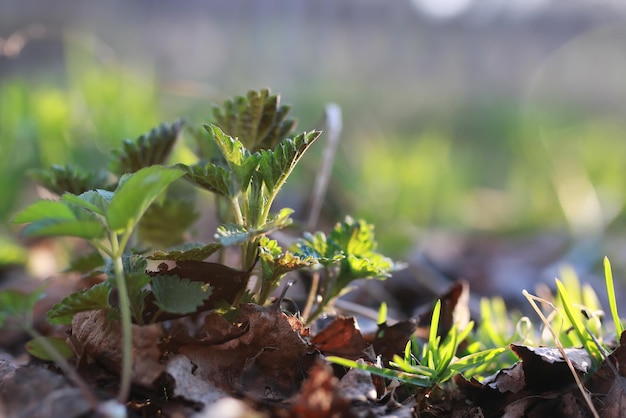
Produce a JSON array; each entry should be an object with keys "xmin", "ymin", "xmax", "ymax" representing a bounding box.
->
[
  {"xmin": 13, "ymin": 200, "xmax": 76, "ymax": 224},
  {"xmin": 258, "ymin": 131, "xmax": 321, "ymax": 194},
  {"xmin": 215, "ymin": 208, "xmax": 294, "ymax": 247},
  {"xmin": 207, "ymin": 124, "xmax": 260, "ymax": 190},
  {"xmin": 107, "ymin": 165, "xmax": 184, "ymax": 232},
  {"xmin": 327, "ymin": 356, "xmax": 433, "ymax": 387},
  {"xmin": 177, "ymin": 161, "xmax": 233, "ymax": 198},
  {"xmin": 62, "ymin": 189, "xmax": 114, "ymax": 215},
  {"xmin": 148, "ymin": 242, "xmax": 223, "ymax": 261}
]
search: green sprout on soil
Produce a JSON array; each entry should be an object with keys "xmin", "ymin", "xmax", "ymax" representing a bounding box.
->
[
  {"xmin": 6, "ymin": 89, "xmax": 398, "ymax": 407},
  {"xmin": 328, "ymin": 299, "xmax": 507, "ymax": 388}
]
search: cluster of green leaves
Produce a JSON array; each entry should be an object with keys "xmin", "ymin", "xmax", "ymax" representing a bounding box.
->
[
  {"xmin": 328, "ymin": 299, "xmax": 507, "ymax": 387},
  {"xmin": 295, "ymin": 216, "xmax": 397, "ymax": 322},
  {"xmin": 4, "ymin": 88, "xmax": 399, "ymax": 402},
  {"xmin": 520, "ymin": 258, "xmax": 624, "ymax": 371}
]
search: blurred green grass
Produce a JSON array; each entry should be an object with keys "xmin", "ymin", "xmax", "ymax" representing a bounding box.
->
[{"xmin": 3, "ymin": 40, "xmax": 626, "ymax": 264}]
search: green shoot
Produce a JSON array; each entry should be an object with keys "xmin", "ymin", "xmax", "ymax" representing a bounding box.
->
[
  {"xmin": 328, "ymin": 299, "xmax": 506, "ymax": 388},
  {"xmin": 604, "ymin": 257, "xmax": 624, "ymax": 336}
]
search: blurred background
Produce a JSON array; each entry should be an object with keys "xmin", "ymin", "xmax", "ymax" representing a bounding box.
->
[{"xmin": 3, "ymin": 0, "xmax": 626, "ymax": 304}]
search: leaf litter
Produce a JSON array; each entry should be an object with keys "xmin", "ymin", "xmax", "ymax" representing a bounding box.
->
[{"xmin": 4, "ymin": 265, "xmax": 626, "ymax": 417}]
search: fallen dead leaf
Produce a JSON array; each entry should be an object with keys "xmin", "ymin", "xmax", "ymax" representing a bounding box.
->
[
  {"xmin": 310, "ymin": 316, "xmax": 368, "ymax": 360},
  {"xmin": 176, "ymin": 304, "xmax": 316, "ymax": 403},
  {"xmin": 164, "ymin": 354, "xmax": 229, "ymax": 407},
  {"xmin": 71, "ymin": 309, "xmax": 165, "ymax": 388},
  {"xmin": 287, "ymin": 361, "xmax": 352, "ymax": 418},
  {"xmin": 510, "ymin": 344, "xmax": 589, "ymax": 392}
]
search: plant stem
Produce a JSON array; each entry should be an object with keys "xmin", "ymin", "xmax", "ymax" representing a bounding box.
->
[{"xmin": 110, "ymin": 231, "xmax": 133, "ymax": 404}]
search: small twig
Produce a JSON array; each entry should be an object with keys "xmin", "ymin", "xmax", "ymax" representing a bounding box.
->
[
  {"xmin": 306, "ymin": 104, "xmax": 342, "ymax": 231},
  {"xmin": 302, "ymin": 270, "xmax": 320, "ymax": 322},
  {"xmin": 522, "ymin": 290, "xmax": 600, "ymax": 418}
]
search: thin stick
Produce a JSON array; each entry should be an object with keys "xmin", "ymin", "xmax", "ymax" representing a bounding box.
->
[
  {"xmin": 306, "ymin": 104, "xmax": 342, "ymax": 231},
  {"xmin": 522, "ymin": 290, "xmax": 600, "ymax": 418}
]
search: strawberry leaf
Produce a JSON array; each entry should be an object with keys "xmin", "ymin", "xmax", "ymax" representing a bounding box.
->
[
  {"xmin": 106, "ymin": 165, "xmax": 184, "ymax": 233},
  {"xmin": 47, "ymin": 281, "xmax": 113, "ymax": 325},
  {"xmin": 150, "ymin": 275, "xmax": 212, "ymax": 315}
]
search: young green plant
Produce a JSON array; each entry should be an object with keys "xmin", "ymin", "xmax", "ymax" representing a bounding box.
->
[{"xmin": 328, "ymin": 299, "xmax": 506, "ymax": 388}]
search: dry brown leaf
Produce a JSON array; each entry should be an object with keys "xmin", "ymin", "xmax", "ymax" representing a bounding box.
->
[
  {"xmin": 177, "ymin": 304, "xmax": 315, "ymax": 402},
  {"xmin": 510, "ymin": 344, "xmax": 589, "ymax": 392},
  {"xmin": 371, "ymin": 319, "xmax": 416, "ymax": 365},
  {"xmin": 289, "ymin": 361, "xmax": 352, "ymax": 418},
  {"xmin": 164, "ymin": 354, "xmax": 229, "ymax": 407},
  {"xmin": 310, "ymin": 316, "xmax": 368, "ymax": 360},
  {"xmin": 71, "ymin": 309, "xmax": 165, "ymax": 387}
]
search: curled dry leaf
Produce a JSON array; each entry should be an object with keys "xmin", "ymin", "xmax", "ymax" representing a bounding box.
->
[
  {"xmin": 71, "ymin": 310, "xmax": 164, "ymax": 387},
  {"xmin": 510, "ymin": 344, "xmax": 590, "ymax": 392},
  {"xmin": 310, "ymin": 316, "xmax": 369, "ymax": 360},
  {"xmin": 176, "ymin": 304, "xmax": 316, "ymax": 402}
]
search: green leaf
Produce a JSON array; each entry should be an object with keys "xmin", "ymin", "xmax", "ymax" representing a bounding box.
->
[
  {"xmin": 215, "ymin": 208, "xmax": 294, "ymax": 247},
  {"xmin": 25, "ymin": 336, "xmax": 74, "ymax": 361},
  {"xmin": 29, "ymin": 164, "xmax": 110, "ymax": 196},
  {"xmin": 148, "ymin": 242, "xmax": 223, "ymax": 261},
  {"xmin": 150, "ymin": 275, "xmax": 212, "ymax": 315},
  {"xmin": 22, "ymin": 218, "xmax": 106, "ymax": 240},
  {"xmin": 106, "ymin": 165, "xmax": 184, "ymax": 233},
  {"xmin": 124, "ymin": 272, "xmax": 151, "ymax": 324},
  {"xmin": 177, "ymin": 162, "xmax": 234, "ymax": 198},
  {"xmin": 110, "ymin": 120, "xmax": 184, "ymax": 175},
  {"xmin": 207, "ymin": 124, "xmax": 260, "ymax": 190},
  {"xmin": 448, "ymin": 347, "xmax": 507, "ymax": 375},
  {"xmin": 258, "ymin": 131, "xmax": 321, "ymax": 194},
  {"xmin": 0, "ymin": 288, "xmax": 45, "ymax": 328},
  {"xmin": 13, "ymin": 200, "xmax": 77, "ymax": 224},
  {"xmin": 138, "ymin": 199, "xmax": 199, "ymax": 248},
  {"xmin": 330, "ymin": 216, "xmax": 377, "ymax": 256},
  {"xmin": 212, "ymin": 88, "xmax": 296, "ymax": 152},
  {"xmin": 215, "ymin": 223, "xmax": 250, "ymax": 247},
  {"xmin": 47, "ymin": 282, "xmax": 112, "ymax": 325},
  {"xmin": 326, "ymin": 356, "xmax": 433, "ymax": 387},
  {"xmin": 604, "ymin": 257, "xmax": 624, "ymax": 337},
  {"xmin": 62, "ymin": 190, "xmax": 114, "ymax": 216},
  {"xmin": 294, "ymin": 231, "xmax": 343, "ymax": 265},
  {"xmin": 63, "ymin": 251, "xmax": 105, "ymax": 273}
]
